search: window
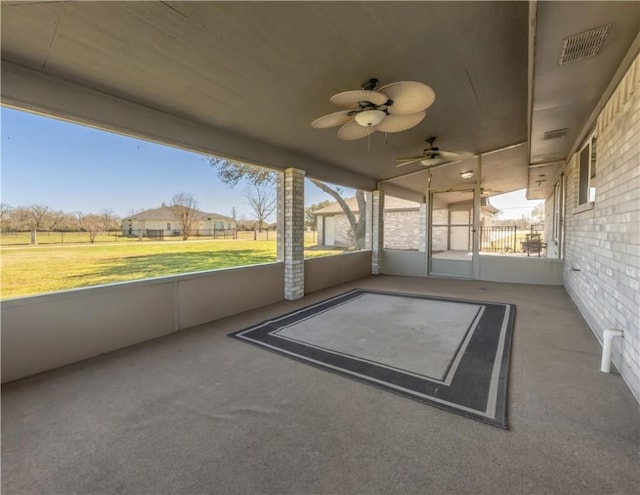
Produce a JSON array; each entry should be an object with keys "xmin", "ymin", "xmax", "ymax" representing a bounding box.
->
[
  {"xmin": 578, "ymin": 135, "xmax": 596, "ymax": 205},
  {"xmin": 1, "ymin": 107, "xmax": 282, "ymax": 299},
  {"xmin": 304, "ymin": 179, "xmax": 370, "ymax": 258}
]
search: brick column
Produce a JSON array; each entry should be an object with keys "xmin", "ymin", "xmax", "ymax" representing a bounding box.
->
[
  {"xmin": 283, "ymin": 168, "xmax": 305, "ymax": 300},
  {"xmin": 371, "ymin": 190, "xmax": 384, "ymax": 275}
]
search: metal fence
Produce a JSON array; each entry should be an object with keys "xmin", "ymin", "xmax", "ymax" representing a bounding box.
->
[
  {"xmin": 126, "ymin": 229, "xmax": 238, "ymax": 240},
  {"xmin": 480, "ymin": 225, "xmax": 517, "ymax": 253},
  {"xmin": 1, "ymin": 229, "xmax": 251, "ymax": 245}
]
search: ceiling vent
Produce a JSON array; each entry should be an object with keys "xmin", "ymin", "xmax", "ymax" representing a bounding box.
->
[
  {"xmin": 559, "ymin": 25, "xmax": 610, "ymax": 65},
  {"xmin": 544, "ymin": 128, "xmax": 569, "ymax": 140}
]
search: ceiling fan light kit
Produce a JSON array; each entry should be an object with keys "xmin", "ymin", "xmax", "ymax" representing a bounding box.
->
[
  {"xmin": 354, "ymin": 109, "xmax": 386, "ymax": 127},
  {"xmin": 311, "ymin": 78, "xmax": 435, "ymax": 140}
]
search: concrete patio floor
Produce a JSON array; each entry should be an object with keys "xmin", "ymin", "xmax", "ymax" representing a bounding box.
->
[{"xmin": 2, "ymin": 275, "xmax": 638, "ymax": 494}]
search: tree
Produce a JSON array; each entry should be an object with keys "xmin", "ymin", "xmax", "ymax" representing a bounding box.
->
[
  {"xmin": 47, "ymin": 210, "xmax": 67, "ymax": 232},
  {"xmin": 209, "ymin": 158, "xmax": 367, "ymax": 248},
  {"xmin": 0, "ymin": 204, "xmax": 12, "ymax": 232},
  {"xmin": 99, "ymin": 209, "xmax": 120, "ymax": 232},
  {"xmin": 531, "ymin": 203, "xmax": 545, "ymax": 225},
  {"xmin": 246, "ymin": 182, "xmax": 276, "ymax": 232},
  {"xmin": 14, "ymin": 204, "xmax": 53, "ymax": 244},
  {"xmin": 169, "ymin": 192, "xmax": 199, "ymax": 240},
  {"xmin": 308, "ymin": 179, "xmax": 367, "ymax": 249},
  {"xmin": 77, "ymin": 213, "xmax": 103, "ymax": 243},
  {"xmin": 209, "ymin": 157, "xmax": 275, "ymax": 187}
]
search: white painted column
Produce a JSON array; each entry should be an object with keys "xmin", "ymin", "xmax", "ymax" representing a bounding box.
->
[
  {"xmin": 424, "ymin": 172, "xmax": 432, "ymax": 276},
  {"xmin": 472, "ymin": 155, "xmax": 482, "ymax": 279},
  {"xmin": 371, "ymin": 190, "xmax": 385, "ymax": 275},
  {"xmin": 418, "ymin": 203, "xmax": 427, "ymax": 253},
  {"xmin": 364, "ymin": 191, "xmax": 373, "ymax": 250},
  {"xmin": 283, "ymin": 168, "xmax": 305, "ymax": 300}
]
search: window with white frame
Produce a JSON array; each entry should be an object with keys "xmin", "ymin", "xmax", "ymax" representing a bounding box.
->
[{"xmin": 578, "ymin": 135, "xmax": 596, "ymax": 205}]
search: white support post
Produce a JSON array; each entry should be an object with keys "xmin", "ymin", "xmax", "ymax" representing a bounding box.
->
[
  {"xmin": 371, "ymin": 190, "xmax": 385, "ymax": 275},
  {"xmin": 418, "ymin": 203, "xmax": 427, "ymax": 253},
  {"xmin": 472, "ymin": 154, "xmax": 482, "ymax": 280}
]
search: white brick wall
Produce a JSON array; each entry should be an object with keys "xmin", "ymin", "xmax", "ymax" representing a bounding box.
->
[
  {"xmin": 384, "ymin": 210, "xmax": 421, "ymax": 250},
  {"xmin": 563, "ymin": 55, "xmax": 640, "ymax": 402},
  {"xmin": 283, "ymin": 168, "xmax": 305, "ymax": 300}
]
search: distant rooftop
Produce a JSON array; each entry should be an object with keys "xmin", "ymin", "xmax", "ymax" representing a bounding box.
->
[{"xmin": 124, "ymin": 205, "xmax": 234, "ymax": 222}]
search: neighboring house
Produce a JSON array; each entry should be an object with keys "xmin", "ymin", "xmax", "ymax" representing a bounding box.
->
[
  {"xmin": 121, "ymin": 204, "xmax": 235, "ymax": 237},
  {"xmin": 312, "ymin": 196, "xmax": 497, "ymax": 250}
]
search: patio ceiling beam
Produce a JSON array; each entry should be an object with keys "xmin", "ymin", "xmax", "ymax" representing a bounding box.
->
[
  {"xmin": 377, "ymin": 182, "xmax": 425, "ymax": 204},
  {"xmin": 0, "ymin": 61, "xmax": 377, "ymax": 192}
]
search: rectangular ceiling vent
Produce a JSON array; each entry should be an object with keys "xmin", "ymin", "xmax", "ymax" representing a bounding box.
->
[
  {"xmin": 559, "ymin": 25, "xmax": 610, "ymax": 65},
  {"xmin": 544, "ymin": 128, "xmax": 569, "ymax": 140}
]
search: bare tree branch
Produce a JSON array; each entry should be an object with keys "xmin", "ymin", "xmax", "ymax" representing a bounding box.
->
[
  {"xmin": 309, "ymin": 179, "xmax": 367, "ymax": 249},
  {"xmin": 170, "ymin": 192, "xmax": 199, "ymax": 240},
  {"xmin": 246, "ymin": 183, "xmax": 276, "ymax": 231}
]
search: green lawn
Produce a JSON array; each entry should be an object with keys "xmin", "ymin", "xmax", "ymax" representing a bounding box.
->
[{"xmin": 1, "ymin": 239, "xmax": 340, "ymax": 299}]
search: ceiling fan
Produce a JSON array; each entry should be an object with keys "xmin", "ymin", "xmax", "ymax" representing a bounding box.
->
[
  {"xmin": 395, "ymin": 137, "xmax": 474, "ymax": 168},
  {"xmin": 311, "ymin": 78, "xmax": 435, "ymax": 141}
]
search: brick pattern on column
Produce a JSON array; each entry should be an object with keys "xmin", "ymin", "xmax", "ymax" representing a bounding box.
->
[
  {"xmin": 284, "ymin": 168, "xmax": 305, "ymax": 300},
  {"xmin": 371, "ymin": 190, "xmax": 385, "ymax": 275}
]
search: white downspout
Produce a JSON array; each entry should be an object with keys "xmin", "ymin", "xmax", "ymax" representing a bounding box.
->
[{"xmin": 600, "ymin": 329, "xmax": 624, "ymax": 373}]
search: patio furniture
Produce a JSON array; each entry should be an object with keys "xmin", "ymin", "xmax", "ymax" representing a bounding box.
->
[{"xmin": 521, "ymin": 224, "xmax": 546, "ymax": 256}]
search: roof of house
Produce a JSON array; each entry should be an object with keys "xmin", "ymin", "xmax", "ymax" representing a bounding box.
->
[
  {"xmin": 311, "ymin": 196, "xmax": 420, "ymax": 215},
  {"xmin": 124, "ymin": 205, "xmax": 234, "ymax": 222}
]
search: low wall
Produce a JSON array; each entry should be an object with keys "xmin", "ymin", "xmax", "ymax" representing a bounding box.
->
[
  {"xmin": 1, "ymin": 263, "xmax": 285, "ymax": 383},
  {"xmin": 478, "ymin": 256, "xmax": 564, "ymax": 285},
  {"xmin": 304, "ymin": 251, "xmax": 372, "ymax": 293},
  {"xmin": 380, "ymin": 250, "xmax": 564, "ymax": 285},
  {"xmin": 381, "ymin": 250, "xmax": 426, "ymax": 277}
]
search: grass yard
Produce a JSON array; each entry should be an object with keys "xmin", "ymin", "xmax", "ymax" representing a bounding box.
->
[{"xmin": 1, "ymin": 239, "xmax": 341, "ymax": 299}]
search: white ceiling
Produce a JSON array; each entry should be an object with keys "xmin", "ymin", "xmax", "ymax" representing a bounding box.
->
[{"xmin": 1, "ymin": 1, "xmax": 637, "ymax": 201}]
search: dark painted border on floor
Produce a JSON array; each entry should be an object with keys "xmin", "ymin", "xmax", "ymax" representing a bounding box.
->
[{"xmin": 230, "ymin": 289, "xmax": 516, "ymax": 429}]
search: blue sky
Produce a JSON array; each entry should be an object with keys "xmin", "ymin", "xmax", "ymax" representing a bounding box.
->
[
  {"xmin": 0, "ymin": 107, "xmax": 336, "ymax": 220},
  {"xmin": 1, "ymin": 107, "xmax": 538, "ymax": 220}
]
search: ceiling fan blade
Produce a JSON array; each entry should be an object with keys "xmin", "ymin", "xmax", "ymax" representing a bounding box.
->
[
  {"xmin": 311, "ymin": 110, "xmax": 353, "ymax": 129},
  {"xmin": 337, "ymin": 120, "xmax": 376, "ymax": 140},
  {"xmin": 374, "ymin": 110, "xmax": 426, "ymax": 133},
  {"xmin": 437, "ymin": 150, "xmax": 474, "ymax": 161},
  {"xmin": 395, "ymin": 154, "xmax": 425, "ymax": 161},
  {"xmin": 378, "ymin": 81, "xmax": 436, "ymax": 115},
  {"xmin": 395, "ymin": 157, "xmax": 425, "ymax": 168},
  {"xmin": 330, "ymin": 90, "xmax": 388, "ymax": 108}
]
